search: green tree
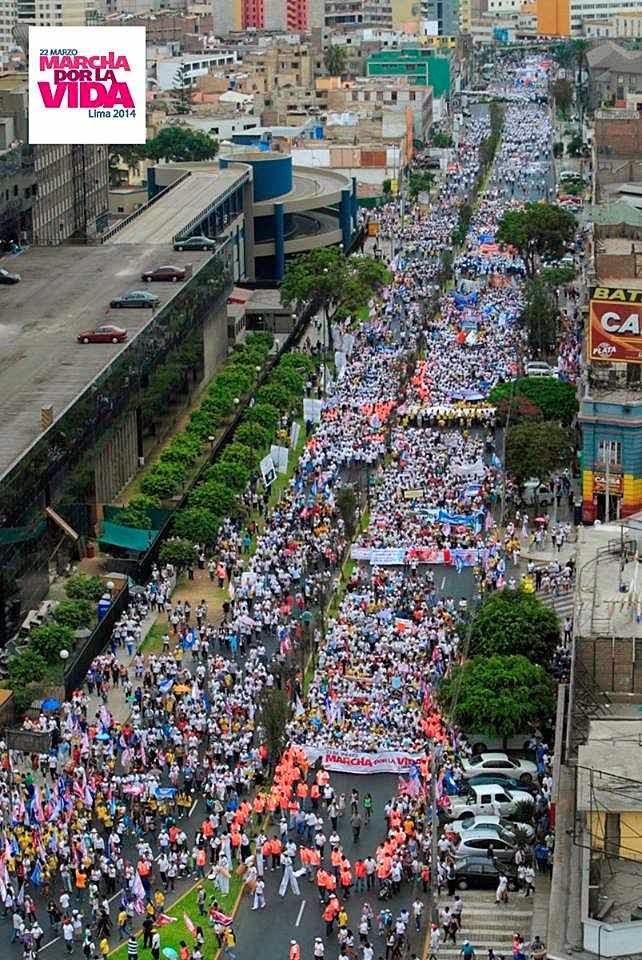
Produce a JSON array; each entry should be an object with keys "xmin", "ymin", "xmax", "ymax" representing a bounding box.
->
[
  {"xmin": 323, "ymin": 44, "xmax": 347, "ymax": 77},
  {"xmin": 469, "ymin": 589, "xmax": 560, "ymax": 666},
  {"xmin": 171, "ymin": 64, "xmax": 194, "ymax": 114},
  {"xmin": 336, "ymin": 485, "xmax": 358, "ymax": 539},
  {"xmin": 496, "ymin": 203, "xmax": 577, "ymax": 278},
  {"xmin": 188, "ymin": 480, "xmax": 239, "ymax": 517},
  {"xmin": 8, "ymin": 649, "xmax": 47, "ymax": 688},
  {"xmin": 206, "ymin": 460, "xmax": 251, "ymax": 493},
  {"xmin": 159, "ymin": 538, "xmax": 195, "ymax": 570},
  {"xmin": 489, "ymin": 377, "xmax": 578, "ymax": 424},
  {"xmin": 408, "ymin": 171, "xmax": 435, "ymax": 200},
  {"xmin": 505, "ymin": 420, "xmax": 573, "ymax": 486},
  {"xmin": 234, "ymin": 421, "xmax": 270, "ymax": 452},
  {"xmin": 64, "ymin": 575, "xmax": 105, "ymax": 602},
  {"xmin": 258, "ymin": 686, "xmax": 291, "ymax": 767},
  {"xmin": 520, "ymin": 278, "xmax": 558, "ymax": 355},
  {"xmin": 438, "ymin": 655, "xmax": 556, "ymax": 738},
  {"xmin": 540, "ymin": 264, "xmax": 576, "ymax": 289},
  {"xmin": 160, "ymin": 434, "xmax": 203, "ymax": 467},
  {"xmin": 146, "ymin": 127, "xmax": 218, "ymax": 163},
  {"xmin": 30, "ymin": 623, "xmax": 76, "ymax": 662},
  {"xmin": 117, "ymin": 503, "xmax": 152, "ymax": 530},
  {"xmin": 140, "ymin": 462, "xmax": 184, "ymax": 500},
  {"xmin": 432, "ymin": 132, "xmax": 453, "ymax": 148},
  {"xmin": 280, "ymin": 248, "xmax": 390, "ymax": 326},
  {"xmin": 551, "ymin": 78, "xmax": 573, "ymax": 117},
  {"xmin": 221, "ymin": 442, "xmax": 260, "ymax": 471},
  {"xmin": 256, "ymin": 383, "xmax": 295, "ymax": 413},
  {"xmin": 173, "ymin": 507, "xmax": 221, "ymax": 544},
  {"xmin": 52, "ymin": 599, "xmax": 94, "ymax": 630}
]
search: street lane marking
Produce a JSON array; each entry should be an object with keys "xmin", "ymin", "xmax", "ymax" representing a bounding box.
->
[
  {"xmin": 295, "ymin": 900, "xmax": 306, "ymax": 927},
  {"xmin": 440, "ymin": 576, "xmax": 446, "ymax": 590},
  {"xmin": 190, "ymin": 799, "xmax": 198, "ymax": 815}
]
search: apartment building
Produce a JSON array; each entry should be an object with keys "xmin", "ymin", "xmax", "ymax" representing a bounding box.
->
[
  {"xmin": 324, "ymin": 0, "xmax": 393, "ymax": 31},
  {"xmin": 0, "ymin": 74, "xmax": 108, "ymax": 244},
  {"xmin": 571, "ymin": 0, "xmax": 641, "ymax": 35}
]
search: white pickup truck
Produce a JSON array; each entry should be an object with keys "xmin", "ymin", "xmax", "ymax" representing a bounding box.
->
[{"xmin": 444, "ymin": 782, "xmax": 535, "ymax": 822}]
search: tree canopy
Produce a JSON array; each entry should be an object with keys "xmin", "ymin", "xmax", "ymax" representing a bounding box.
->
[
  {"xmin": 438, "ymin": 655, "xmax": 556, "ymax": 738},
  {"xmin": 489, "ymin": 377, "xmax": 578, "ymax": 425},
  {"xmin": 496, "ymin": 203, "xmax": 576, "ymax": 278},
  {"xmin": 469, "ymin": 588, "xmax": 561, "ymax": 666},
  {"xmin": 323, "ymin": 44, "xmax": 347, "ymax": 77},
  {"xmin": 280, "ymin": 248, "xmax": 390, "ymax": 321},
  {"xmin": 505, "ymin": 420, "xmax": 573, "ymax": 486},
  {"xmin": 146, "ymin": 127, "xmax": 219, "ymax": 163}
]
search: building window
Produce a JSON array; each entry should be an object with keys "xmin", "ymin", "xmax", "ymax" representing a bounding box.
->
[{"xmin": 597, "ymin": 439, "xmax": 622, "ymax": 465}]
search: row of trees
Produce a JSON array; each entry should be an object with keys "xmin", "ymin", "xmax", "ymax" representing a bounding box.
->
[
  {"xmin": 439, "ymin": 590, "xmax": 559, "ymax": 737},
  {"xmin": 496, "ymin": 202, "xmax": 577, "ymax": 279},
  {"xmin": 151, "ymin": 345, "xmax": 318, "ymax": 563},
  {"xmin": 138, "ymin": 332, "xmax": 274, "ymax": 504}
]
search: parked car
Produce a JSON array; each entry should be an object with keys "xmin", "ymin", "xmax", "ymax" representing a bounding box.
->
[
  {"xmin": 454, "ymin": 856, "xmax": 518, "ymax": 891},
  {"xmin": 77, "ymin": 324, "xmax": 128, "ymax": 344},
  {"xmin": 453, "ymin": 829, "xmax": 518, "ymax": 862},
  {"xmin": 174, "ymin": 234, "xmax": 217, "ymax": 252},
  {"xmin": 453, "ymin": 814, "xmax": 535, "ymax": 842},
  {"xmin": 141, "ymin": 265, "xmax": 186, "ymax": 283},
  {"xmin": 0, "ymin": 266, "xmax": 20, "ymax": 284},
  {"xmin": 525, "ymin": 361, "xmax": 557, "ymax": 379},
  {"xmin": 467, "ymin": 774, "xmax": 540, "ymax": 798},
  {"xmin": 464, "ymin": 731, "xmax": 536, "ymax": 754},
  {"xmin": 522, "ymin": 479, "xmax": 555, "ymax": 507},
  {"xmin": 462, "ymin": 752, "xmax": 538, "ymax": 783},
  {"xmin": 110, "ymin": 290, "xmax": 160, "ymax": 309},
  {"xmin": 445, "ymin": 783, "xmax": 535, "ymax": 821}
]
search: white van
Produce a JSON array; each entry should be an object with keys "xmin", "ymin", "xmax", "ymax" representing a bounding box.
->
[{"xmin": 446, "ymin": 783, "xmax": 535, "ymax": 821}]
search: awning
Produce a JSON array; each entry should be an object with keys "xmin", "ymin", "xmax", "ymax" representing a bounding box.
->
[{"xmin": 98, "ymin": 521, "xmax": 159, "ymax": 554}]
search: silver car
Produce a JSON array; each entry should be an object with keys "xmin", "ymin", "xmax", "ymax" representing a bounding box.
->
[
  {"xmin": 461, "ymin": 752, "xmax": 538, "ymax": 783},
  {"xmin": 453, "ymin": 829, "xmax": 518, "ymax": 862}
]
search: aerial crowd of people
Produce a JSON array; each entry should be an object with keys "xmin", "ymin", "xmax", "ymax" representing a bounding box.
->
[{"xmin": 0, "ymin": 54, "xmax": 575, "ymax": 960}]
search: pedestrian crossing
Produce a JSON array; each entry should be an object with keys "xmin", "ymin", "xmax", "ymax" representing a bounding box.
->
[
  {"xmin": 536, "ymin": 588, "xmax": 574, "ymax": 623},
  {"xmin": 436, "ymin": 889, "xmax": 534, "ymax": 959}
]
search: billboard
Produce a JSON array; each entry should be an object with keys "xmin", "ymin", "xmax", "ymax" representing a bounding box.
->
[
  {"xmin": 29, "ymin": 27, "xmax": 146, "ymax": 144},
  {"xmin": 589, "ymin": 287, "xmax": 642, "ymax": 364}
]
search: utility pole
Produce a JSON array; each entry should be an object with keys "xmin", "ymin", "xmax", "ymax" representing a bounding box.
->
[
  {"xmin": 605, "ymin": 444, "xmax": 611, "ymax": 524},
  {"xmin": 428, "ymin": 740, "xmax": 441, "ymax": 925}
]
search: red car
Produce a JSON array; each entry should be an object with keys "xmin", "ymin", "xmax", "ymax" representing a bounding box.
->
[
  {"xmin": 77, "ymin": 324, "xmax": 128, "ymax": 344},
  {"xmin": 141, "ymin": 265, "xmax": 187, "ymax": 282}
]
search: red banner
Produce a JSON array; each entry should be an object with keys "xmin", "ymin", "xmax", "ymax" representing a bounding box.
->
[{"xmin": 589, "ymin": 296, "xmax": 642, "ymax": 364}]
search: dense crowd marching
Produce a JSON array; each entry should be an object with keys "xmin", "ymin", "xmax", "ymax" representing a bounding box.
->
[{"xmin": 0, "ymin": 55, "xmax": 571, "ymax": 960}]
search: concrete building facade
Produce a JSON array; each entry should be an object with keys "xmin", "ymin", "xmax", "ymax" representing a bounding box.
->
[
  {"xmin": 324, "ymin": 0, "xmax": 393, "ymax": 31},
  {"xmin": 366, "ymin": 48, "xmax": 452, "ymax": 98}
]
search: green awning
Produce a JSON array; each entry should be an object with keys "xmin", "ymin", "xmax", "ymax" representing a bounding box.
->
[{"xmin": 98, "ymin": 521, "xmax": 159, "ymax": 553}]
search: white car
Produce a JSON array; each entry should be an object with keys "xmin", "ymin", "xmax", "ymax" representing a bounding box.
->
[
  {"xmin": 524, "ymin": 361, "xmax": 557, "ymax": 379},
  {"xmin": 453, "ymin": 814, "xmax": 535, "ymax": 842},
  {"xmin": 445, "ymin": 783, "xmax": 535, "ymax": 821},
  {"xmin": 462, "ymin": 752, "xmax": 538, "ymax": 783}
]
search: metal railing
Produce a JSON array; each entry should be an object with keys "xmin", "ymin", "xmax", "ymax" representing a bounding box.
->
[
  {"xmin": 99, "ymin": 170, "xmax": 192, "ymax": 244},
  {"xmin": 63, "ymin": 583, "xmax": 130, "ymax": 695}
]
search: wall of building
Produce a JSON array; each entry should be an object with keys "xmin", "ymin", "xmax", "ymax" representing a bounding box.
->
[
  {"xmin": 595, "ymin": 115, "xmax": 642, "ymax": 157},
  {"xmin": 94, "ymin": 410, "xmax": 138, "ymax": 505},
  {"xmin": 595, "ymin": 250, "xmax": 642, "ymax": 278},
  {"xmin": 580, "ymin": 398, "xmax": 642, "ymax": 521},
  {"xmin": 537, "ymin": 0, "xmax": 570, "ymax": 35}
]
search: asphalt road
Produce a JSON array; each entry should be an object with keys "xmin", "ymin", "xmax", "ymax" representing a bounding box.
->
[{"xmin": 234, "ymin": 771, "xmax": 428, "ymax": 960}]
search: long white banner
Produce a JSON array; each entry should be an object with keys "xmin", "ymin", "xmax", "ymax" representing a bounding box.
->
[{"xmin": 301, "ymin": 745, "xmax": 423, "ymax": 774}]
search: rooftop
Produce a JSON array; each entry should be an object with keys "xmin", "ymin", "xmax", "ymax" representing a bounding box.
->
[
  {"xmin": 0, "ymin": 243, "xmax": 213, "ymax": 481},
  {"xmin": 587, "ymin": 41, "xmax": 642, "ymax": 74},
  {"xmin": 106, "ymin": 168, "xmax": 246, "ymax": 245},
  {"xmin": 588, "ymin": 201, "xmax": 642, "ymax": 227}
]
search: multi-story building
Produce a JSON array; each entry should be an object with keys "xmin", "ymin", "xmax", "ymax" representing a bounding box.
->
[
  {"xmin": 0, "ymin": 73, "xmax": 108, "ymax": 243},
  {"xmin": 0, "ymin": 1, "xmax": 17, "ymax": 60},
  {"xmin": 367, "ymin": 48, "xmax": 452, "ymax": 98},
  {"xmin": 211, "ymin": 0, "xmax": 242, "ymax": 32},
  {"xmin": 152, "ymin": 49, "xmax": 238, "ymax": 89},
  {"xmin": 421, "ymin": 0, "xmax": 460, "ymax": 35},
  {"xmin": 536, "ymin": 0, "xmax": 569, "ymax": 35},
  {"xmin": 571, "ymin": 0, "xmax": 640, "ymax": 35},
  {"xmin": 326, "ymin": 77, "xmax": 433, "ymax": 141},
  {"xmin": 16, "ymin": 0, "xmax": 89, "ymax": 25},
  {"xmin": 587, "ymin": 42, "xmax": 642, "ymax": 108},
  {"xmin": 324, "ymin": 0, "xmax": 393, "ymax": 31},
  {"xmin": 32, "ymin": 145, "xmax": 109, "ymax": 244}
]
